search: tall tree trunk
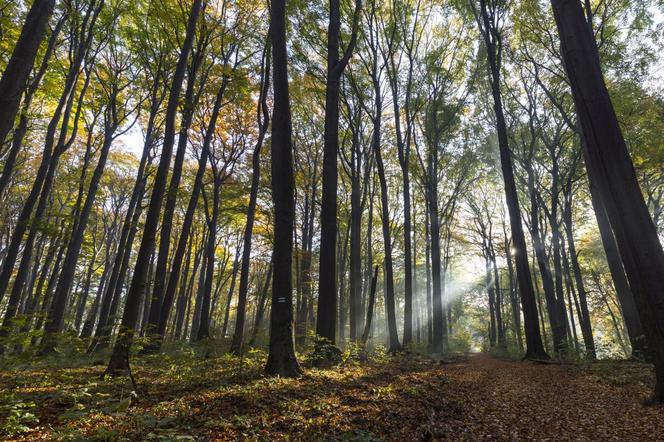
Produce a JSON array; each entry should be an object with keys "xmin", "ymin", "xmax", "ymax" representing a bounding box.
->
[
  {"xmin": 348, "ymin": 143, "xmax": 362, "ymax": 342},
  {"xmin": 41, "ymin": 121, "xmax": 118, "ymax": 352},
  {"xmin": 428, "ymin": 145, "xmax": 446, "ymax": 353},
  {"xmin": 387, "ymin": 57, "xmax": 413, "ymax": 347},
  {"xmin": 106, "ymin": 0, "xmax": 203, "ymax": 374},
  {"xmin": 154, "ymin": 77, "xmax": 229, "ymax": 348},
  {"xmin": 317, "ymin": 0, "xmax": 360, "ymax": 345},
  {"xmin": 473, "ymin": 0, "xmax": 548, "ymax": 360},
  {"xmin": 0, "ymin": 0, "xmax": 56, "ymax": 148},
  {"xmin": 551, "ymin": 0, "xmax": 664, "ymax": 402},
  {"xmin": 562, "ymin": 194, "xmax": 596, "ymax": 358},
  {"xmin": 264, "ymin": 0, "xmax": 302, "ymax": 377},
  {"xmin": 528, "ymin": 174, "xmax": 567, "ymax": 354},
  {"xmin": 196, "ymin": 180, "xmax": 221, "ymax": 342},
  {"xmin": 370, "ymin": 72, "xmax": 401, "ymax": 353},
  {"xmin": 230, "ymin": 39, "xmax": 271, "ymax": 354},
  {"xmin": 425, "ymin": 206, "xmax": 433, "ymax": 346},
  {"xmin": 146, "ymin": 42, "xmax": 206, "ymax": 345}
]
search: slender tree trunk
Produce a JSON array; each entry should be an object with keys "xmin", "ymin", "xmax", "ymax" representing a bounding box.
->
[
  {"xmin": 106, "ymin": 0, "xmax": 203, "ymax": 374},
  {"xmin": 42, "ymin": 124, "xmax": 118, "ymax": 352},
  {"xmin": 562, "ymin": 195, "xmax": 595, "ymax": 358},
  {"xmin": 425, "ymin": 207, "xmax": 433, "ymax": 346},
  {"xmin": 196, "ymin": 179, "xmax": 221, "ymax": 342},
  {"xmin": 528, "ymin": 176, "xmax": 567, "ymax": 354},
  {"xmin": 317, "ymin": 0, "xmax": 360, "ymax": 346},
  {"xmin": 473, "ymin": 0, "xmax": 548, "ymax": 359},
  {"xmin": 504, "ymin": 228, "xmax": 523, "ymax": 352},
  {"xmin": 230, "ymin": 38, "xmax": 270, "ymax": 354},
  {"xmin": 154, "ymin": 78, "xmax": 228, "ymax": 348},
  {"xmin": 374, "ymin": 124, "xmax": 401, "ymax": 352},
  {"xmin": 146, "ymin": 43, "xmax": 206, "ymax": 345},
  {"xmin": 348, "ymin": 147, "xmax": 362, "ymax": 342},
  {"xmin": 337, "ymin": 222, "xmax": 350, "ymax": 342},
  {"xmin": 361, "ymin": 266, "xmax": 379, "ymax": 344}
]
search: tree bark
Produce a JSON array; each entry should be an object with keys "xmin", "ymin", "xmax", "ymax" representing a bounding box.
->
[
  {"xmin": 106, "ymin": 0, "xmax": 203, "ymax": 374},
  {"xmin": 0, "ymin": 0, "xmax": 56, "ymax": 148},
  {"xmin": 473, "ymin": 0, "xmax": 548, "ymax": 359},
  {"xmin": 317, "ymin": 0, "xmax": 361, "ymax": 345},
  {"xmin": 264, "ymin": 0, "xmax": 302, "ymax": 377},
  {"xmin": 551, "ymin": 0, "xmax": 664, "ymax": 402},
  {"xmin": 230, "ymin": 38, "xmax": 271, "ymax": 354}
]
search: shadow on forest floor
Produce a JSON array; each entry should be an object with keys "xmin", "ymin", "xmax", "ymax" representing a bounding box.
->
[{"xmin": 0, "ymin": 348, "xmax": 661, "ymax": 441}]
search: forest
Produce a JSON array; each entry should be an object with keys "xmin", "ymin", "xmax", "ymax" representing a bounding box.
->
[{"xmin": 1, "ymin": 0, "xmax": 664, "ymax": 440}]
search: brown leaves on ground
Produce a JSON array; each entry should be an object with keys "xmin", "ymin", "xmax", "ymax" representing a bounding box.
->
[{"xmin": 1, "ymin": 351, "xmax": 662, "ymax": 441}]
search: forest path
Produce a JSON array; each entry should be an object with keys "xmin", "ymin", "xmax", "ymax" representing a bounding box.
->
[
  {"xmin": 3, "ymin": 352, "xmax": 663, "ymax": 440},
  {"xmin": 426, "ymin": 353, "xmax": 663, "ymax": 440}
]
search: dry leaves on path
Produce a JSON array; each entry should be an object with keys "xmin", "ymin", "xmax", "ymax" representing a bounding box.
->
[{"xmin": 1, "ymin": 352, "xmax": 662, "ymax": 441}]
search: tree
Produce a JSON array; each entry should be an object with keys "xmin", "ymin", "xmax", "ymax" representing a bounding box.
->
[
  {"xmin": 230, "ymin": 32, "xmax": 271, "ymax": 355},
  {"xmin": 550, "ymin": 0, "xmax": 664, "ymax": 403},
  {"xmin": 470, "ymin": 0, "xmax": 548, "ymax": 360},
  {"xmin": 316, "ymin": 0, "xmax": 361, "ymax": 346},
  {"xmin": 0, "ymin": 0, "xmax": 56, "ymax": 150},
  {"xmin": 264, "ymin": 0, "xmax": 302, "ymax": 378},
  {"xmin": 106, "ymin": 0, "xmax": 203, "ymax": 375}
]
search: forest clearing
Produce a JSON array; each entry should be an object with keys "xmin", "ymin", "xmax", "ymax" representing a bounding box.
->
[{"xmin": 2, "ymin": 350, "xmax": 662, "ymax": 441}]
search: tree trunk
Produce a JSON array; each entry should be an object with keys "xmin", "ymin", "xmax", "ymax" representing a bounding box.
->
[
  {"xmin": 551, "ymin": 0, "xmax": 664, "ymax": 402},
  {"xmin": 41, "ymin": 124, "xmax": 117, "ymax": 352},
  {"xmin": 146, "ymin": 42, "xmax": 206, "ymax": 345},
  {"xmin": 588, "ymin": 179, "xmax": 646, "ymax": 358},
  {"xmin": 196, "ymin": 180, "xmax": 221, "ymax": 342},
  {"xmin": 371, "ymin": 90, "xmax": 401, "ymax": 352},
  {"xmin": 361, "ymin": 266, "xmax": 379, "ymax": 344},
  {"xmin": 562, "ymin": 194, "xmax": 596, "ymax": 358},
  {"xmin": 154, "ymin": 78, "xmax": 228, "ymax": 348},
  {"xmin": 264, "ymin": 0, "xmax": 302, "ymax": 377},
  {"xmin": 0, "ymin": 0, "xmax": 56, "ymax": 148},
  {"xmin": 230, "ymin": 39, "xmax": 270, "ymax": 354},
  {"xmin": 317, "ymin": 0, "xmax": 360, "ymax": 346},
  {"xmin": 474, "ymin": 0, "xmax": 548, "ymax": 359},
  {"xmin": 106, "ymin": 0, "xmax": 202, "ymax": 374}
]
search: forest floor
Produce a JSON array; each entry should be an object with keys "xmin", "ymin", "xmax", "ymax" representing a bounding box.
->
[{"xmin": 1, "ymin": 349, "xmax": 663, "ymax": 441}]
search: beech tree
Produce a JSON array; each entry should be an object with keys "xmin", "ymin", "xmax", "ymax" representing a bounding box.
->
[{"xmin": 264, "ymin": 0, "xmax": 302, "ymax": 377}]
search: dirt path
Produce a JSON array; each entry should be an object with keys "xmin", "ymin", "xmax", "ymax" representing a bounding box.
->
[{"xmin": 423, "ymin": 353, "xmax": 664, "ymax": 441}]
